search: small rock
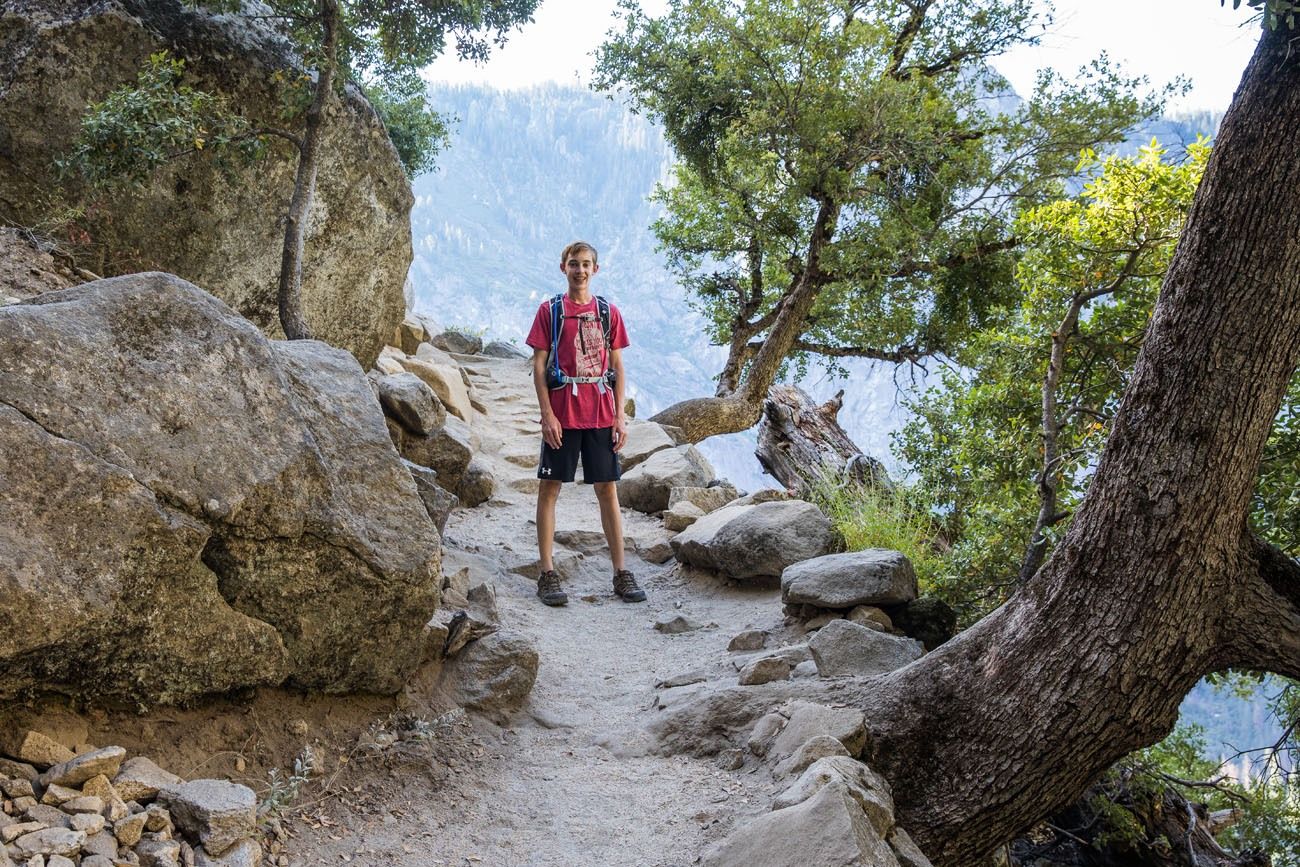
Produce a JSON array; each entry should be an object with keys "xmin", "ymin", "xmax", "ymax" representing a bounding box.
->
[
  {"xmin": 6, "ymin": 735, "xmax": 74, "ymax": 771},
  {"xmin": 0, "ymin": 763, "xmax": 37, "ymax": 784},
  {"xmin": 78, "ymin": 777, "xmax": 117, "ymax": 804},
  {"xmin": 717, "ymin": 750, "xmax": 745, "ymax": 771},
  {"xmin": 80, "ymin": 830, "xmax": 118, "ymax": 860},
  {"xmin": 10, "ymin": 799, "xmax": 35, "ymax": 814},
  {"xmin": 37, "ymin": 787, "xmax": 77, "ymax": 808},
  {"xmin": 143, "ymin": 806, "xmax": 172, "ymax": 834},
  {"xmin": 654, "ymin": 670, "xmax": 707, "ymax": 689},
  {"xmin": 773, "ymin": 735, "xmax": 851, "ymax": 779},
  {"xmin": 808, "ymin": 619, "xmax": 924, "ymax": 677},
  {"xmin": 114, "ymin": 813, "xmax": 147, "ymax": 847},
  {"xmin": 847, "ymin": 605, "xmax": 893, "ymax": 632},
  {"xmin": 791, "ymin": 660, "xmax": 818, "ymax": 679},
  {"xmin": 654, "ymin": 615, "xmax": 704, "ymax": 635},
  {"xmin": 44, "ymin": 856, "xmax": 72, "ymax": 867},
  {"xmin": 155, "ymin": 783, "xmax": 254, "ymax": 858},
  {"xmin": 61, "ymin": 797, "xmax": 104, "ymax": 815},
  {"xmin": 12, "ymin": 828, "xmax": 85, "ymax": 859},
  {"xmin": 780, "ymin": 549, "xmax": 918, "ymax": 609},
  {"xmin": 727, "ymin": 630, "xmax": 768, "ymax": 652},
  {"xmin": 1, "ymin": 824, "xmax": 43, "ymax": 845},
  {"xmin": 38, "ymin": 747, "xmax": 126, "ymax": 790},
  {"xmin": 737, "ymin": 657, "xmax": 791, "ymax": 686},
  {"xmin": 20, "ymin": 807, "xmax": 66, "ymax": 830},
  {"xmin": 69, "ymin": 814, "xmax": 104, "ymax": 836},
  {"xmin": 0, "ymin": 782, "xmax": 34, "ymax": 802},
  {"xmin": 191, "ymin": 839, "xmax": 261, "ymax": 867},
  {"xmin": 662, "ymin": 501, "xmax": 704, "ymax": 532},
  {"xmin": 135, "ymin": 837, "xmax": 181, "ymax": 867},
  {"xmin": 81, "ymin": 855, "xmax": 115, "ymax": 867},
  {"xmin": 801, "ymin": 612, "xmax": 842, "ymax": 633}
]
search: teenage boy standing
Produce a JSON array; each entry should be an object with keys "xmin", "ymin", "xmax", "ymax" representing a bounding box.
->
[{"xmin": 525, "ymin": 241, "xmax": 645, "ymax": 606}]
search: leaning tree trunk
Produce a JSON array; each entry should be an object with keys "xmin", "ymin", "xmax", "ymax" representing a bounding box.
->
[
  {"xmin": 855, "ymin": 23, "xmax": 1300, "ymax": 866},
  {"xmin": 276, "ymin": 0, "xmax": 338, "ymax": 341},
  {"xmin": 649, "ymin": 200, "xmax": 840, "ymax": 442},
  {"xmin": 754, "ymin": 385, "xmax": 889, "ymax": 494}
]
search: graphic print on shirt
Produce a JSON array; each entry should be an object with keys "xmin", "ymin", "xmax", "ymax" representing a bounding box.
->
[{"xmin": 572, "ymin": 313, "xmax": 605, "ymax": 377}]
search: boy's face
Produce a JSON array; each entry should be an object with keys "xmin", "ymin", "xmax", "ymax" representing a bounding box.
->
[{"xmin": 561, "ymin": 249, "xmax": 599, "ymax": 292}]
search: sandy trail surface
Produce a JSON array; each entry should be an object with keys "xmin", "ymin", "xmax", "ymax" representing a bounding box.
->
[{"xmin": 288, "ymin": 354, "xmax": 792, "ymax": 867}]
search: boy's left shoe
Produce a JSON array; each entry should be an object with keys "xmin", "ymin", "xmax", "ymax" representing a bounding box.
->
[{"xmin": 613, "ymin": 569, "xmax": 646, "ymax": 602}]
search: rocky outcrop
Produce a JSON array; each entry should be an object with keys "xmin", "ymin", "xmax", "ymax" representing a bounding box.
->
[
  {"xmin": 0, "ymin": 0, "xmax": 413, "ymax": 368},
  {"xmin": 807, "ymin": 620, "xmax": 924, "ymax": 677},
  {"xmin": 0, "ymin": 273, "xmax": 440, "ymax": 705},
  {"xmin": 671, "ymin": 501, "xmax": 836, "ymax": 581}
]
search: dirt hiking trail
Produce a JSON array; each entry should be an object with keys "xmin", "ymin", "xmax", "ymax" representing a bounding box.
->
[{"xmin": 288, "ymin": 353, "xmax": 795, "ymax": 867}]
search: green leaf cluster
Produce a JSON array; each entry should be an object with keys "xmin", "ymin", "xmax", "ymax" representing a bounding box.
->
[
  {"xmin": 595, "ymin": 0, "xmax": 1166, "ymax": 376},
  {"xmin": 55, "ymin": 52, "xmax": 259, "ymax": 192},
  {"xmin": 894, "ymin": 141, "xmax": 1209, "ymax": 617}
]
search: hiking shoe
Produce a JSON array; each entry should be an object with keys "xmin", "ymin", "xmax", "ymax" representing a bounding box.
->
[
  {"xmin": 613, "ymin": 569, "xmax": 647, "ymax": 603},
  {"xmin": 537, "ymin": 570, "xmax": 568, "ymax": 607}
]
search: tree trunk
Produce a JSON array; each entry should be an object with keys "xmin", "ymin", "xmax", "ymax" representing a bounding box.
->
[
  {"xmin": 754, "ymin": 384, "xmax": 889, "ymax": 494},
  {"xmin": 650, "ymin": 199, "xmax": 840, "ymax": 442},
  {"xmin": 857, "ymin": 23, "xmax": 1300, "ymax": 866},
  {"xmin": 276, "ymin": 0, "xmax": 338, "ymax": 341}
]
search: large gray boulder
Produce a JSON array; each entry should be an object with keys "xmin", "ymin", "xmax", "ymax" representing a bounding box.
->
[
  {"xmin": 0, "ymin": 273, "xmax": 440, "ymax": 704},
  {"xmin": 671, "ymin": 501, "xmax": 835, "ymax": 581},
  {"xmin": 807, "ymin": 620, "xmax": 924, "ymax": 677},
  {"xmin": 781, "ymin": 549, "xmax": 918, "ymax": 609},
  {"xmin": 0, "ymin": 0, "xmax": 412, "ymax": 369},
  {"xmin": 618, "ymin": 445, "xmax": 715, "ymax": 513},
  {"xmin": 618, "ymin": 420, "xmax": 677, "ymax": 472}
]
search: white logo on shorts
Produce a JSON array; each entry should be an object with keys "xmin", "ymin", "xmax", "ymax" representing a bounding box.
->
[{"xmin": 541, "ymin": 467, "xmax": 552, "ymax": 475}]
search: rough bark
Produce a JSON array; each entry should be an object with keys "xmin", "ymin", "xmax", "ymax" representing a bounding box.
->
[
  {"xmin": 856, "ymin": 23, "xmax": 1300, "ymax": 866},
  {"xmin": 754, "ymin": 384, "xmax": 889, "ymax": 494},
  {"xmin": 277, "ymin": 0, "xmax": 338, "ymax": 341}
]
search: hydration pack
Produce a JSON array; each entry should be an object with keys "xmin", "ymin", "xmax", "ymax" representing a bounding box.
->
[{"xmin": 545, "ymin": 294, "xmax": 618, "ymax": 395}]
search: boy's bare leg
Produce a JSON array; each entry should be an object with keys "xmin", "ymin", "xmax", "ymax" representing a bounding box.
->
[
  {"xmin": 536, "ymin": 480, "xmax": 563, "ymax": 571},
  {"xmin": 593, "ymin": 482, "xmax": 625, "ymax": 571}
]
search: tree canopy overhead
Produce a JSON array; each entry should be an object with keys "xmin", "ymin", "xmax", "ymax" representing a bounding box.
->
[{"xmin": 595, "ymin": 0, "xmax": 1166, "ymax": 443}]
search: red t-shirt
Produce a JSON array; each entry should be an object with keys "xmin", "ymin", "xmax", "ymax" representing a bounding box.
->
[{"xmin": 526, "ymin": 295, "xmax": 630, "ymax": 429}]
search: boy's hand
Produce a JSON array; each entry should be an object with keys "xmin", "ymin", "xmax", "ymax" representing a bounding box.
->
[
  {"xmin": 541, "ymin": 412, "xmax": 563, "ymax": 449},
  {"xmin": 613, "ymin": 414, "xmax": 629, "ymax": 453}
]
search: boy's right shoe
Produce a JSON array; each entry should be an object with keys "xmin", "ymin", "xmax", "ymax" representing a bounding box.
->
[
  {"xmin": 537, "ymin": 569, "xmax": 568, "ymax": 606},
  {"xmin": 613, "ymin": 569, "xmax": 647, "ymax": 603}
]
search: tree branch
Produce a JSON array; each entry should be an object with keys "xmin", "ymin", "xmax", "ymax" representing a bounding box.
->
[
  {"xmin": 1228, "ymin": 535, "xmax": 1300, "ymax": 678},
  {"xmin": 785, "ymin": 339, "xmax": 930, "ymax": 364}
]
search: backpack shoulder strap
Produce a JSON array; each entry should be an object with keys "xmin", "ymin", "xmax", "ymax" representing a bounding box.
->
[{"xmin": 595, "ymin": 296, "xmax": 612, "ymax": 346}]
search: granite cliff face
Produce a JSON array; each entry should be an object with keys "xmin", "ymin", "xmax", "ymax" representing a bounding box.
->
[{"xmin": 0, "ymin": 0, "xmax": 412, "ymax": 368}]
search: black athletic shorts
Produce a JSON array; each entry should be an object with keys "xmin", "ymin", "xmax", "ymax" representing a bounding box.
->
[{"xmin": 538, "ymin": 427, "xmax": 622, "ymax": 484}]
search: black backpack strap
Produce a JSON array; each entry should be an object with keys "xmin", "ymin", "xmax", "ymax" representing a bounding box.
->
[{"xmin": 596, "ymin": 296, "xmax": 612, "ymax": 347}]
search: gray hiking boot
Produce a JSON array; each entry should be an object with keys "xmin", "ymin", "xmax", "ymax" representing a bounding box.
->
[
  {"xmin": 537, "ymin": 569, "xmax": 568, "ymax": 606},
  {"xmin": 613, "ymin": 569, "xmax": 647, "ymax": 603}
]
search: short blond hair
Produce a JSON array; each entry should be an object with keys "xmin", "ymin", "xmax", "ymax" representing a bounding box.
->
[{"xmin": 560, "ymin": 241, "xmax": 598, "ymax": 266}]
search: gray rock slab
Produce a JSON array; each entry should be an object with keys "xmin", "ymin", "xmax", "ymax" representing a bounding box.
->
[
  {"xmin": 701, "ymin": 780, "xmax": 899, "ymax": 867},
  {"xmin": 156, "ymin": 781, "xmax": 254, "ymax": 857},
  {"xmin": 773, "ymin": 755, "xmax": 895, "ymax": 837},
  {"xmin": 654, "ymin": 615, "xmax": 704, "ymax": 635},
  {"xmin": 193, "ymin": 838, "xmax": 262, "ymax": 866},
  {"xmin": 772, "ymin": 734, "xmax": 849, "ymax": 778},
  {"xmin": 438, "ymin": 631, "xmax": 539, "ymax": 723},
  {"xmin": 111, "ymin": 758, "xmax": 183, "ymax": 806},
  {"xmin": 727, "ymin": 630, "xmax": 769, "ymax": 652},
  {"xmin": 808, "ymin": 619, "xmax": 924, "ymax": 677},
  {"xmin": 481, "ymin": 340, "xmax": 528, "ymax": 360},
  {"xmin": 369, "ymin": 371, "xmax": 446, "ymax": 436},
  {"xmin": 618, "ymin": 421, "xmax": 677, "ymax": 472},
  {"xmin": 135, "ymin": 837, "xmax": 181, "ymax": 867},
  {"xmin": 781, "ymin": 549, "xmax": 917, "ymax": 608},
  {"xmin": 738, "ymin": 657, "xmax": 791, "ymax": 686},
  {"xmin": 618, "ymin": 445, "xmax": 714, "ymax": 513},
  {"xmin": 38, "ymin": 747, "xmax": 126, "ymax": 790},
  {"xmin": 768, "ymin": 701, "xmax": 868, "ymax": 762},
  {"xmin": 672, "ymin": 501, "xmax": 835, "ymax": 581},
  {"xmin": 12, "ymin": 828, "xmax": 85, "ymax": 859}
]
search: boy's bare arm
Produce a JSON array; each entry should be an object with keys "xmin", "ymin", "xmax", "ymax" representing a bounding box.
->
[
  {"xmin": 610, "ymin": 347, "xmax": 628, "ymax": 453},
  {"xmin": 533, "ymin": 348, "xmax": 563, "ymax": 448}
]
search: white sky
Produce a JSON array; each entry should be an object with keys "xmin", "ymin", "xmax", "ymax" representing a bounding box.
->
[{"xmin": 424, "ymin": 0, "xmax": 1261, "ymax": 114}]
